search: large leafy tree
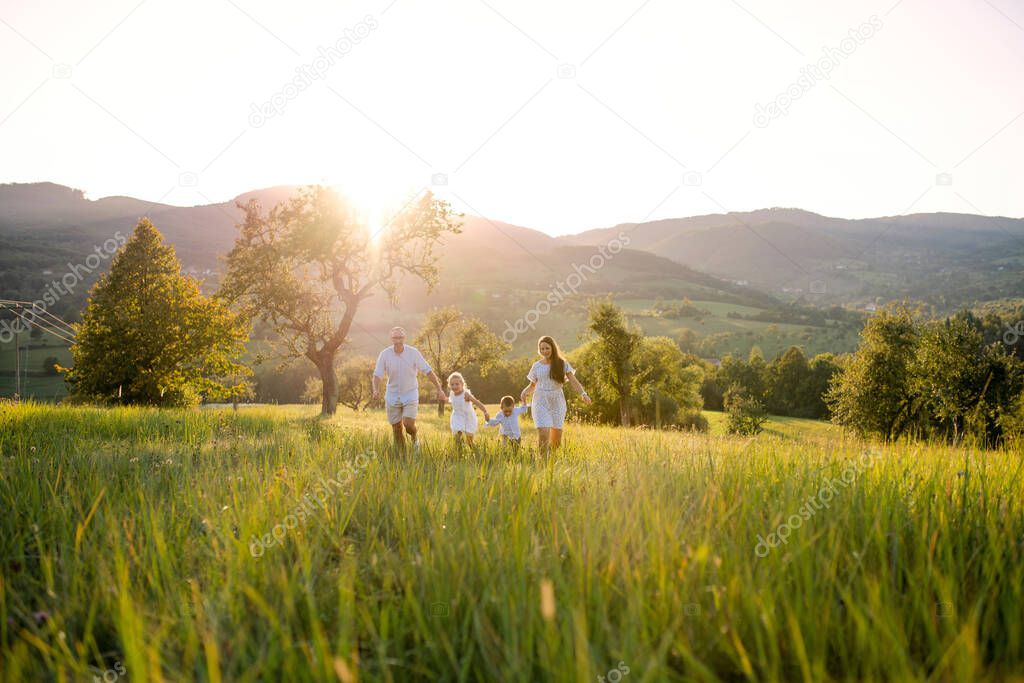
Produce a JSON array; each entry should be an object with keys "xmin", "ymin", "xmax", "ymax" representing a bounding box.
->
[
  {"xmin": 413, "ymin": 306, "xmax": 509, "ymax": 414},
  {"xmin": 912, "ymin": 317, "xmax": 1023, "ymax": 443},
  {"xmin": 570, "ymin": 335, "xmax": 703, "ymax": 427},
  {"xmin": 65, "ymin": 218, "xmax": 249, "ymax": 406},
  {"xmin": 220, "ymin": 186, "xmax": 459, "ymax": 416},
  {"xmin": 911, "ymin": 318, "xmax": 986, "ymax": 441},
  {"xmin": 585, "ymin": 299, "xmax": 642, "ymax": 426},
  {"xmin": 628, "ymin": 336, "xmax": 703, "ymax": 422},
  {"xmin": 716, "ymin": 347, "xmax": 770, "ymax": 405},
  {"xmin": 767, "ymin": 346, "xmax": 811, "ymax": 416},
  {"xmin": 826, "ymin": 306, "xmax": 920, "ymax": 440}
]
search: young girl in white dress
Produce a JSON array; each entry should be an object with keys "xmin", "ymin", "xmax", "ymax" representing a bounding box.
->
[
  {"xmin": 447, "ymin": 372, "xmax": 490, "ymax": 452},
  {"xmin": 520, "ymin": 335, "xmax": 591, "ymax": 455}
]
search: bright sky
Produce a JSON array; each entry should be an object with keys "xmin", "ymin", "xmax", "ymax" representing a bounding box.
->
[{"xmin": 1, "ymin": 0, "xmax": 1022, "ymax": 235}]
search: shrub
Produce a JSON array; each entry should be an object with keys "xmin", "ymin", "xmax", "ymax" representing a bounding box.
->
[
  {"xmin": 676, "ymin": 412, "xmax": 709, "ymax": 433},
  {"xmin": 724, "ymin": 386, "xmax": 768, "ymax": 436}
]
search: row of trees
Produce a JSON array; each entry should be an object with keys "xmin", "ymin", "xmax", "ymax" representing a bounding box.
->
[
  {"xmin": 701, "ymin": 347, "xmax": 841, "ymax": 420},
  {"xmin": 827, "ymin": 307, "xmax": 1024, "ymax": 445}
]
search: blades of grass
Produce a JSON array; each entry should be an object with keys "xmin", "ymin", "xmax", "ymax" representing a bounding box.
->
[{"xmin": 74, "ymin": 488, "xmax": 106, "ymax": 553}]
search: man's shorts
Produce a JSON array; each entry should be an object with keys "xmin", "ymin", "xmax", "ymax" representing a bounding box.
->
[{"xmin": 387, "ymin": 400, "xmax": 418, "ymax": 424}]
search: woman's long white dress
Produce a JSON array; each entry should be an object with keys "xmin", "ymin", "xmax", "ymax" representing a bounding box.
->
[{"xmin": 528, "ymin": 359, "xmax": 574, "ymax": 429}]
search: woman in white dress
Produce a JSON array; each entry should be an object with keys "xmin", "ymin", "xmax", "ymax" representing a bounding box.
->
[
  {"xmin": 447, "ymin": 372, "xmax": 489, "ymax": 452},
  {"xmin": 520, "ymin": 336, "xmax": 592, "ymax": 455}
]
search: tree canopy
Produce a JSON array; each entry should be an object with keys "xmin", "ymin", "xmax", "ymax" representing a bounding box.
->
[
  {"xmin": 413, "ymin": 306, "xmax": 509, "ymax": 413},
  {"xmin": 220, "ymin": 186, "xmax": 460, "ymax": 415},
  {"xmin": 64, "ymin": 218, "xmax": 249, "ymax": 406}
]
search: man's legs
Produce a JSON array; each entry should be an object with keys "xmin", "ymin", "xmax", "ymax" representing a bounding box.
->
[
  {"xmin": 390, "ymin": 421, "xmax": 406, "ymax": 450},
  {"xmin": 387, "ymin": 402, "xmax": 408, "ymax": 452},
  {"xmin": 402, "ymin": 417, "xmax": 418, "ymax": 450}
]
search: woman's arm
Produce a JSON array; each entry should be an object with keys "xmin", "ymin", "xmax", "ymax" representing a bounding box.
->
[
  {"xmin": 566, "ymin": 372, "xmax": 592, "ymax": 404},
  {"xmin": 520, "ymin": 380, "xmax": 537, "ymax": 403}
]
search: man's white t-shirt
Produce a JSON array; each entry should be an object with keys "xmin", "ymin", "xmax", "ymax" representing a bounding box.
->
[{"xmin": 373, "ymin": 344, "xmax": 433, "ymax": 404}]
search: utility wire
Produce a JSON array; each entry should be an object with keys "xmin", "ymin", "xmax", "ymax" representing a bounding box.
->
[
  {"xmin": 0, "ymin": 299, "xmax": 78, "ymax": 334},
  {"xmin": 1, "ymin": 306, "xmax": 76, "ymax": 345},
  {"xmin": 0, "ymin": 300, "xmax": 77, "ymax": 337}
]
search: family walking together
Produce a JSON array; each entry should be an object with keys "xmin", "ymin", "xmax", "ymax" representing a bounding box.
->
[{"xmin": 371, "ymin": 327, "xmax": 592, "ymax": 454}]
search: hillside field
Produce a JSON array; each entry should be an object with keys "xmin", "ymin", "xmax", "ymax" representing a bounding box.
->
[{"xmin": 2, "ymin": 404, "xmax": 1023, "ymax": 681}]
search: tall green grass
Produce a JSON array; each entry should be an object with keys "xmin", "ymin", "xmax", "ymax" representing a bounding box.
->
[{"xmin": 1, "ymin": 402, "xmax": 1022, "ymax": 681}]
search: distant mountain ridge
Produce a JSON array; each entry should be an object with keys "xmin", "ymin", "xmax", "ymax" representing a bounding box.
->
[
  {"xmin": 558, "ymin": 207, "xmax": 1024, "ymax": 306},
  {"xmin": 2, "ymin": 183, "xmax": 1022, "ymax": 311}
]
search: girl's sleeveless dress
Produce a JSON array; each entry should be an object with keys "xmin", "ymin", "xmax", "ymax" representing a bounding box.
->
[
  {"xmin": 528, "ymin": 359, "xmax": 575, "ymax": 429},
  {"xmin": 449, "ymin": 390, "xmax": 478, "ymax": 434}
]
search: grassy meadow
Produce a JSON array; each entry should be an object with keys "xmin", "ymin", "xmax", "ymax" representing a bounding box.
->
[{"xmin": 2, "ymin": 403, "xmax": 1023, "ymax": 681}]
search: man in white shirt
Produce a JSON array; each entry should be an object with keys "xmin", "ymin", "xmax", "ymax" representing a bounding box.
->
[{"xmin": 372, "ymin": 326, "xmax": 446, "ymax": 452}]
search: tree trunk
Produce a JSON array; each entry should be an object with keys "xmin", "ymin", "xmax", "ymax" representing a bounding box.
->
[
  {"xmin": 318, "ymin": 353, "xmax": 339, "ymax": 416},
  {"xmin": 438, "ymin": 398, "xmax": 445, "ymax": 416},
  {"xmin": 619, "ymin": 396, "xmax": 631, "ymax": 427}
]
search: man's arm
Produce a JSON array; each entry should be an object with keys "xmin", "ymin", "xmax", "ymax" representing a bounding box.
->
[
  {"xmin": 425, "ymin": 370, "xmax": 447, "ymax": 402},
  {"xmin": 371, "ymin": 352, "xmax": 385, "ymax": 401}
]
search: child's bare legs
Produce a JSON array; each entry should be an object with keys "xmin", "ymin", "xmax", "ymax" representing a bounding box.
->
[
  {"xmin": 454, "ymin": 431, "xmax": 464, "ymax": 453},
  {"xmin": 465, "ymin": 433, "xmax": 477, "ymax": 453}
]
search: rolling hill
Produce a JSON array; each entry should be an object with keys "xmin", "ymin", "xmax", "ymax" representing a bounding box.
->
[
  {"xmin": 559, "ymin": 207, "xmax": 1024, "ymax": 308},
  {"xmin": 0, "ymin": 182, "xmax": 777, "ymax": 318}
]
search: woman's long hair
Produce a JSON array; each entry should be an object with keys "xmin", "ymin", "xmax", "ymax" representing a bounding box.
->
[{"xmin": 539, "ymin": 335, "xmax": 565, "ymax": 384}]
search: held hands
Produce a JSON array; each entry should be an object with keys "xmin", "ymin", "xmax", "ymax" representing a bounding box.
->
[
  {"xmin": 436, "ymin": 388, "xmax": 447, "ymax": 402},
  {"xmin": 580, "ymin": 391, "xmax": 593, "ymax": 405}
]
